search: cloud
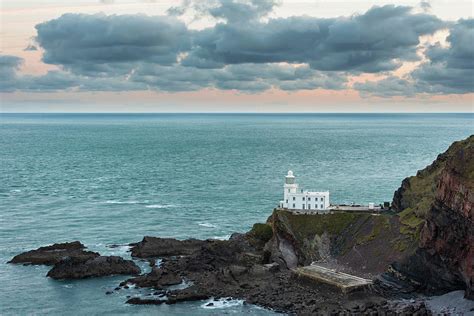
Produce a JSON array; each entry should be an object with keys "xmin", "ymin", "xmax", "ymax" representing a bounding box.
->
[
  {"xmin": 183, "ymin": 5, "xmax": 444, "ymax": 72},
  {"xmin": 168, "ymin": 0, "xmax": 278, "ymax": 23},
  {"xmin": 35, "ymin": 13, "xmax": 191, "ymax": 74},
  {"xmin": 354, "ymin": 76, "xmax": 417, "ymax": 97},
  {"xmin": 412, "ymin": 18, "xmax": 474, "ymax": 93},
  {"xmin": 24, "ymin": 44, "xmax": 38, "ymax": 51},
  {"xmin": 0, "ymin": 55, "xmax": 23, "ymax": 92},
  {"xmin": 354, "ymin": 19, "xmax": 474, "ymax": 96},
  {"xmin": 126, "ymin": 63, "xmax": 347, "ymax": 92},
  {"xmin": 419, "ymin": 0, "xmax": 431, "ymax": 13},
  {"xmin": 0, "ymin": 53, "xmax": 345, "ymax": 93},
  {"xmin": 3, "ymin": 1, "xmax": 472, "ymax": 97}
]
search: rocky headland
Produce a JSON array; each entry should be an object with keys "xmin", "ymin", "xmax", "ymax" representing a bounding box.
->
[{"xmin": 9, "ymin": 135, "xmax": 473, "ymax": 314}]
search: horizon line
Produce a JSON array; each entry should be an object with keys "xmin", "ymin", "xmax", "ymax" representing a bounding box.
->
[{"xmin": 1, "ymin": 112, "xmax": 473, "ymax": 115}]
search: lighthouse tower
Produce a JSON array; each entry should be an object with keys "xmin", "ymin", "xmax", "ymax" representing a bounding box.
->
[
  {"xmin": 279, "ymin": 170, "xmax": 330, "ymax": 212},
  {"xmin": 283, "ymin": 170, "xmax": 298, "ymax": 205}
]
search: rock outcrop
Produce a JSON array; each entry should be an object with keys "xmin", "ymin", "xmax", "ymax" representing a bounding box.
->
[
  {"xmin": 8, "ymin": 241, "xmax": 99, "ymax": 265},
  {"xmin": 130, "ymin": 237, "xmax": 206, "ymax": 258},
  {"xmin": 47, "ymin": 255, "xmax": 141, "ymax": 280},
  {"xmin": 126, "ymin": 232, "xmax": 393, "ymax": 314},
  {"xmin": 390, "ymin": 135, "xmax": 473, "ymax": 298},
  {"xmin": 9, "ymin": 242, "xmax": 140, "ymax": 280}
]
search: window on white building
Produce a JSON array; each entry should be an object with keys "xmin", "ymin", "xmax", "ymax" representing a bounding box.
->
[
  {"xmin": 292, "ymin": 203, "xmax": 295, "ymax": 208},
  {"xmin": 308, "ymin": 197, "xmax": 311, "ymax": 201},
  {"xmin": 293, "ymin": 197, "xmax": 295, "ymax": 201},
  {"xmin": 308, "ymin": 204, "xmax": 311, "ymax": 209},
  {"xmin": 302, "ymin": 205, "xmax": 305, "ymax": 209},
  {"xmin": 302, "ymin": 197, "xmax": 305, "ymax": 201},
  {"xmin": 320, "ymin": 204, "xmax": 323, "ymax": 209}
]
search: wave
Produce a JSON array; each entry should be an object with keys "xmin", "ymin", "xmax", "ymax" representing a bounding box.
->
[
  {"xmin": 201, "ymin": 297, "xmax": 244, "ymax": 309},
  {"xmin": 212, "ymin": 235, "xmax": 231, "ymax": 241},
  {"xmin": 145, "ymin": 204, "xmax": 176, "ymax": 209},
  {"xmin": 103, "ymin": 200, "xmax": 141, "ymax": 205},
  {"xmin": 198, "ymin": 222, "xmax": 217, "ymax": 228}
]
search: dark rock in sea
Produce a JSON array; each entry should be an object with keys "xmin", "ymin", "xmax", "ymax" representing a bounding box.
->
[
  {"xmin": 126, "ymin": 267, "xmax": 181, "ymax": 289},
  {"xmin": 8, "ymin": 241, "xmax": 99, "ymax": 265},
  {"xmin": 165, "ymin": 288, "xmax": 210, "ymax": 305},
  {"xmin": 47, "ymin": 256, "xmax": 141, "ymax": 279},
  {"xmin": 126, "ymin": 297, "xmax": 165, "ymax": 305},
  {"xmin": 126, "ymin": 288, "xmax": 209, "ymax": 305},
  {"xmin": 130, "ymin": 236, "xmax": 206, "ymax": 258}
]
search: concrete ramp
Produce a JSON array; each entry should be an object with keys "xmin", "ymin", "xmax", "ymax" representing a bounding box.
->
[{"xmin": 293, "ymin": 265, "xmax": 373, "ymax": 293}]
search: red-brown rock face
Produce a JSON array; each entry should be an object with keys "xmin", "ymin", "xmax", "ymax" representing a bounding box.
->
[
  {"xmin": 390, "ymin": 136, "xmax": 473, "ymax": 299},
  {"xmin": 420, "ymin": 138, "xmax": 474, "ymax": 299}
]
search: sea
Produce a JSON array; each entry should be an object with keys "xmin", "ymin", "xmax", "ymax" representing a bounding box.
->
[{"xmin": 1, "ymin": 113, "xmax": 473, "ymax": 315}]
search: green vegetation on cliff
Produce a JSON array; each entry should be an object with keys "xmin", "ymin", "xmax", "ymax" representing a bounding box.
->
[
  {"xmin": 274, "ymin": 210, "xmax": 365, "ymax": 240},
  {"xmin": 248, "ymin": 223, "xmax": 273, "ymax": 243},
  {"xmin": 393, "ymin": 136, "xmax": 474, "ymax": 241}
]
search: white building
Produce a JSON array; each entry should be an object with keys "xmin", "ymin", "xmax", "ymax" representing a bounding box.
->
[{"xmin": 279, "ymin": 170, "xmax": 330, "ymax": 212}]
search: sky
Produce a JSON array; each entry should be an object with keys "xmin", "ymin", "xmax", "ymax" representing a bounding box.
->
[{"xmin": 0, "ymin": 0, "xmax": 473, "ymax": 112}]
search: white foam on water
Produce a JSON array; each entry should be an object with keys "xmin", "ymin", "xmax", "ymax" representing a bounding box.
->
[
  {"xmin": 103, "ymin": 200, "xmax": 141, "ymax": 205},
  {"xmin": 107, "ymin": 245, "xmax": 131, "ymax": 256},
  {"xmin": 198, "ymin": 222, "xmax": 217, "ymax": 228},
  {"xmin": 10, "ymin": 189, "xmax": 21, "ymax": 193},
  {"xmin": 201, "ymin": 297, "xmax": 244, "ymax": 309},
  {"xmin": 212, "ymin": 235, "xmax": 231, "ymax": 240},
  {"xmin": 168, "ymin": 280, "xmax": 192, "ymax": 291},
  {"xmin": 145, "ymin": 204, "xmax": 176, "ymax": 209}
]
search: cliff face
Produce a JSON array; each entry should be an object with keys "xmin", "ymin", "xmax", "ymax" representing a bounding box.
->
[
  {"xmin": 267, "ymin": 210, "xmax": 415, "ymax": 277},
  {"xmin": 391, "ymin": 135, "xmax": 474, "ymax": 298}
]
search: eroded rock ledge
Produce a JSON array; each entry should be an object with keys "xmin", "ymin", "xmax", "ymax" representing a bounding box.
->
[{"xmin": 9, "ymin": 241, "xmax": 140, "ymax": 279}]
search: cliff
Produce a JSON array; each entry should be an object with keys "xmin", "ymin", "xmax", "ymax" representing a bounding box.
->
[
  {"xmin": 390, "ymin": 135, "xmax": 473, "ymax": 298},
  {"xmin": 267, "ymin": 210, "xmax": 415, "ymax": 277}
]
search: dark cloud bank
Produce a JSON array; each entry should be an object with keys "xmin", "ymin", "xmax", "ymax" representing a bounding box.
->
[{"xmin": 1, "ymin": 0, "xmax": 473, "ymax": 96}]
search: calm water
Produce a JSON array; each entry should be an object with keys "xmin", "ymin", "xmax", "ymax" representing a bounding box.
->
[{"xmin": 1, "ymin": 113, "xmax": 473, "ymax": 315}]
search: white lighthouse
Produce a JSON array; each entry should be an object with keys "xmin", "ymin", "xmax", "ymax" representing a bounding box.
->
[{"xmin": 279, "ymin": 170, "xmax": 330, "ymax": 212}]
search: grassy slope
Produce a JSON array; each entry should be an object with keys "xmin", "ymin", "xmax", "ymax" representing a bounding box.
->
[{"xmin": 394, "ymin": 136, "xmax": 474, "ymax": 241}]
